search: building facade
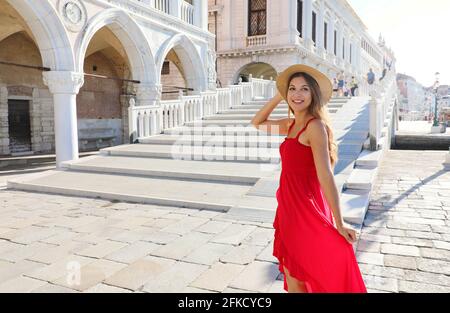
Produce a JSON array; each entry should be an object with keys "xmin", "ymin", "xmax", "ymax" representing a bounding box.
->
[
  {"xmin": 208, "ymin": 0, "xmax": 395, "ymax": 89},
  {"xmin": 0, "ymin": 0, "xmax": 212, "ymax": 164},
  {"xmin": 396, "ymin": 73, "xmax": 426, "ymax": 121}
]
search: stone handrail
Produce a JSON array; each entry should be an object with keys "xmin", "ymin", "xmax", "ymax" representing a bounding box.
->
[
  {"xmin": 128, "ymin": 78, "xmax": 276, "ymax": 141},
  {"xmin": 249, "ymin": 75, "xmax": 276, "ymax": 99},
  {"xmin": 136, "ymin": 0, "xmax": 194, "ymax": 25},
  {"xmin": 369, "ymin": 71, "xmax": 398, "ymax": 151},
  {"xmin": 246, "ymin": 35, "xmax": 267, "ymax": 47},
  {"xmin": 151, "ymin": 0, "xmax": 170, "ymax": 14},
  {"xmin": 180, "ymin": 0, "xmax": 194, "ymax": 24}
]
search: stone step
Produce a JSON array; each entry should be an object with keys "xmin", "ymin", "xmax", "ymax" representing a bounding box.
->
[
  {"xmin": 98, "ymin": 141, "xmax": 358, "ymax": 166},
  {"xmin": 163, "ymin": 126, "xmax": 271, "ymax": 136},
  {"xmin": 204, "ymin": 114, "xmax": 288, "ymax": 121},
  {"xmin": 239, "ymin": 103, "xmax": 289, "ymax": 109},
  {"xmin": 0, "ymin": 152, "xmax": 98, "ymax": 168},
  {"xmin": 183, "ymin": 120, "xmax": 260, "ymax": 127},
  {"xmin": 7, "ymin": 170, "xmax": 251, "ymax": 212},
  {"xmin": 226, "ymin": 201, "xmax": 277, "ymax": 224},
  {"xmin": 334, "ymin": 157, "xmax": 356, "ymax": 176},
  {"xmin": 216, "ymin": 108, "xmax": 338, "ymax": 117},
  {"xmin": 335, "ymin": 131, "xmax": 368, "ymax": 142},
  {"xmin": 243, "ymin": 100, "xmax": 285, "ymax": 106},
  {"xmin": 183, "ymin": 117, "xmax": 350, "ymax": 127},
  {"xmin": 241, "ymin": 98, "xmax": 349, "ymax": 106},
  {"xmin": 222, "ymin": 108, "xmax": 290, "ymax": 115},
  {"xmin": 235, "ymin": 103, "xmax": 344, "ymax": 110},
  {"xmin": 138, "ymin": 133, "xmax": 364, "ymax": 149},
  {"xmin": 162, "ymin": 126, "xmax": 368, "ymax": 141},
  {"xmin": 340, "ymin": 189, "xmax": 371, "ymax": 225},
  {"xmin": 139, "ymin": 134, "xmax": 283, "ymax": 147},
  {"xmin": 190, "ymin": 113, "xmax": 368, "ymax": 128},
  {"xmin": 355, "ymin": 149, "xmax": 384, "ymax": 167},
  {"xmin": 336, "ymin": 142, "xmax": 364, "ymax": 157},
  {"xmin": 100, "ymin": 144, "xmax": 280, "ymax": 164},
  {"xmin": 344, "ymin": 166, "xmax": 378, "ymax": 190},
  {"xmin": 62, "ymin": 155, "xmax": 276, "ymax": 184}
]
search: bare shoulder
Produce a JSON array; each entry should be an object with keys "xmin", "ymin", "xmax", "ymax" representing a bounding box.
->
[
  {"xmin": 308, "ymin": 119, "xmax": 327, "ymax": 131},
  {"xmin": 306, "ymin": 119, "xmax": 328, "ymax": 143}
]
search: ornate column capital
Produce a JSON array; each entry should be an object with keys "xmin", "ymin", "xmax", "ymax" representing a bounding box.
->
[
  {"xmin": 136, "ymin": 83, "xmax": 161, "ymax": 105},
  {"xmin": 42, "ymin": 71, "xmax": 84, "ymax": 94}
]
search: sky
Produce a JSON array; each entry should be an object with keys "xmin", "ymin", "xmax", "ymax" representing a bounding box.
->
[{"xmin": 347, "ymin": 0, "xmax": 450, "ymax": 87}]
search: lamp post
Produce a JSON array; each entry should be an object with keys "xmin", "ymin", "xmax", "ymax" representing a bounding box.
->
[
  {"xmin": 433, "ymin": 72, "xmax": 440, "ymax": 127},
  {"xmin": 431, "ymin": 72, "xmax": 443, "ymax": 133}
]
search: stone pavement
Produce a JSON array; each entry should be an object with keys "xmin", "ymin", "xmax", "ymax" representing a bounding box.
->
[
  {"xmin": 0, "ymin": 149, "xmax": 448, "ymax": 293},
  {"xmin": 355, "ymin": 150, "xmax": 450, "ymax": 293},
  {"xmin": 398, "ymin": 121, "xmax": 450, "ymax": 135},
  {"xmin": 0, "ymin": 189, "xmax": 283, "ymax": 293}
]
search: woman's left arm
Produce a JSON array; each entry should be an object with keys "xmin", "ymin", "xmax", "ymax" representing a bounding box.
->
[{"xmin": 308, "ymin": 120, "xmax": 357, "ymax": 244}]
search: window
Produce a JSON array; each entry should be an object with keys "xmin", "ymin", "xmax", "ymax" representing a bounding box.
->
[
  {"xmin": 312, "ymin": 11, "xmax": 317, "ymax": 45},
  {"xmin": 248, "ymin": 0, "xmax": 267, "ymax": 36},
  {"xmin": 324, "ymin": 22, "xmax": 328, "ymax": 50},
  {"xmin": 334, "ymin": 30, "xmax": 337, "ymax": 55},
  {"xmin": 297, "ymin": 0, "xmax": 303, "ymax": 37},
  {"xmin": 350, "ymin": 43, "xmax": 352, "ymax": 63},
  {"xmin": 162, "ymin": 61, "xmax": 170, "ymax": 75},
  {"xmin": 342, "ymin": 38, "xmax": 345, "ymax": 59}
]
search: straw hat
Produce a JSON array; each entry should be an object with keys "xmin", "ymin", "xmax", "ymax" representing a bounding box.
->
[{"xmin": 276, "ymin": 64, "xmax": 333, "ymax": 103}]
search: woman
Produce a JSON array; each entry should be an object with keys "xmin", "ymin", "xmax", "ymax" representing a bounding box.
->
[{"xmin": 250, "ymin": 64, "xmax": 367, "ymax": 293}]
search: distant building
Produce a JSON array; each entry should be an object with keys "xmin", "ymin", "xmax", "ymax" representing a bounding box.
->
[
  {"xmin": 396, "ymin": 73, "xmax": 426, "ymax": 121},
  {"xmin": 208, "ymin": 0, "xmax": 395, "ymax": 90}
]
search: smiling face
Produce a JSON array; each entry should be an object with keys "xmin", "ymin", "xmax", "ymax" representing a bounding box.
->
[{"xmin": 287, "ymin": 76, "xmax": 312, "ymax": 113}]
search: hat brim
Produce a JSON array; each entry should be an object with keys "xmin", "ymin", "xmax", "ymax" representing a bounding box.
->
[{"xmin": 276, "ymin": 64, "xmax": 333, "ymax": 103}]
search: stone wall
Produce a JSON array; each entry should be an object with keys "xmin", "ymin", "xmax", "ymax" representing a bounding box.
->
[
  {"xmin": 31, "ymin": 88, "xmax": 55, "ymax": 153},
  {"xmin": 78, "ymin": 52, "xmax": 123, "ymax": 119},
  {"xmin": 0, "ymin": 86, "xmax": 9, "ymax": 155},
  {"xmin": 0, "ymin": 32, "xmax": 55, "ymax": 155}
]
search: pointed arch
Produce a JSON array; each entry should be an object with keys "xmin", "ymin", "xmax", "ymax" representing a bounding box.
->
[
  {"xmin": 75, "ymin": 8, "xmax": 157, "ymax": 85},
  {"xmin": 5, "ymin": 0, "xmax": 74, "ymax": 71},
  {"xmin": 156, "ymin": 34, "xmax": 207, "ymax": 92}
]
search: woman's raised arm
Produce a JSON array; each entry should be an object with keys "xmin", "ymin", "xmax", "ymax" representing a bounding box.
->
[{"xmin": 250, "ymin": 92, "xmax": 290, "ymax": 136}]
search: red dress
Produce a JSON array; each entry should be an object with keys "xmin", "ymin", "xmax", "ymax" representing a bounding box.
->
[{"xmin": 273, "ymin": 117, "xmax": 367, "ymax": 293}]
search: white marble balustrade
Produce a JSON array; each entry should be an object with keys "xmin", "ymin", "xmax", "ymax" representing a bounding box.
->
[{"xmin": 128, "ymin": 78, "xmax": 276, "ymax": 140}]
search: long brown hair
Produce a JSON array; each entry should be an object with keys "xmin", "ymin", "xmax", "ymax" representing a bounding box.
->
[{"xmin": 287, "ymin": 72, "xmax": 338, "ymax": 169}]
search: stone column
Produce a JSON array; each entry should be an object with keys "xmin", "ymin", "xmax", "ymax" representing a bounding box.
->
[
  {"xmin": 317, "ymin": 0, "xmax": 325, "ymax": 53},
  {"xmin": 289, "ymin": 0, "xmax": 299, "ymax": 43},
  {"xmin": 136, "ymin": 83, "xmax": 160, "ymax": 106},
  {"xmin": 329, "ymin": 13, "xmax": 335, "ymax": 56},
  {"xmin": 193, "ymin": 0, "xmax": 208, "ymax": 30},
  {"xmin": 303, "ymin": 0, "xmax": 313, "ymax": 49},
  {"xmin": 337, "ymin": 23, "xmax": 344, "ymax": 62},
  {"xmin": 357, "ymin": 38, "xmax": 362, "ymax": 72},
  {"xmin": 42, "ymin": 71, "xmax": 84, "ymax": 168}
]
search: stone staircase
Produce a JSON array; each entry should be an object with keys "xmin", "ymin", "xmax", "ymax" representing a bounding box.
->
[
  {"xmin": 341, "ymin": 95, "xmax": 397, "ymax": 230},
  {"xmin": 7, "ymin": 96, "xmax": 374, "ymax": 228}
]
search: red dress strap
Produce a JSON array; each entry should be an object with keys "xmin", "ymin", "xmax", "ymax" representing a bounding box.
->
[
  {"xmin": 287, "ymin": 119, "xmax": 295, "ymax": 133},
  {"xmin": 295, "ymin": 117, "xmax": 316, "ymax": 139}
]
